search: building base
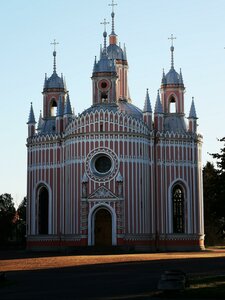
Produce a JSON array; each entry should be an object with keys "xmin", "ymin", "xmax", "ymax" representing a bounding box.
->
[{"xmin": 26, "ymin": 234, "xmax": 205, "ymax": 252}]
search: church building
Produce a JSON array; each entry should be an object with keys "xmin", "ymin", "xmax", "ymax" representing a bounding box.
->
[{"xmin": 26, "ymin": 2, "xmax": 204, "ymax": 251}]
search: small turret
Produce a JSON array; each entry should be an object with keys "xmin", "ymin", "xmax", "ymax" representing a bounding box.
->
[
  {"xmin": 188, "ymin": 97, "xmax": 198, "ymax": 133},
  {"xmin": 63, "ymin": 94, "xmax": 73, "ymax": 130},
  {"xmin": 37, "ymin": 110, "xmax": 43, "ymax": 133},
  {"xmin": 143, "ymin": 89, "xmax": 152, "ymax": 129},
  {"xmin": 64, "ymin": 94, "xmax": 72, "ymax": 115},
  {"xmin": 154, "ymin": 91, "xmax": 164, "ymax": 131},
  {"xmin": 27, "ymin": 102, "xmax": 36, "ymax": 137},
  {"xmin": 56, "ymin": 95, "xmax": 63, "ymax": 133}
]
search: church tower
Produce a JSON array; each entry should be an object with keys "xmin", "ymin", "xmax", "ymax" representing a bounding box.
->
[
  {"xmin": 161, "ymin": 35, "xmax": 185, "ymax": 116},
  {"xmin": 107, "ymin": 1, "xmax": 129, "ymax": 102},
  {"xmin": 92, "ymin": 19, "xmax": 118, "ymax": 106},
  {"xmin": 42, "ymin": 40, "xmax": 67, "ymax": 120}
]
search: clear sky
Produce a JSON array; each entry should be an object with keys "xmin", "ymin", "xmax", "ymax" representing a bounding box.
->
[{"xmin": 0, "ymin": 0, "xmax": 224, "ymax": 207}]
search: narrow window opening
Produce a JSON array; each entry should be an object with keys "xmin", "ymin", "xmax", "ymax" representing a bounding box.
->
[
  {"xmin": 38, "ymin": 186, "xmax": 49, "ymax": 235},
  {"xmin": 50, "ymin": 99, "xmax": 57, "ymax": 116},
  {"xmin": 172, "ymin": 185, "xmax": 184, "ymax": 233},
  {"xmin": 101, "ymin": 92, "xmax": 108, "ymax": 103},
  {"xmin": 169, "ymin": 96, "xmax": 176, "ymax": 113}
]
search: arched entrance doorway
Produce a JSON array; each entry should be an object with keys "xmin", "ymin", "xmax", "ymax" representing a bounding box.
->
[
  {"xmin": 38, "ymin": 186, "xmax": 49, "ymax": 234},
  {"xmin": 94, "ymin": 209, "xmax": 112, "ymax": 246}
]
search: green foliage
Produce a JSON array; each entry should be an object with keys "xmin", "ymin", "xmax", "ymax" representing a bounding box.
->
[
  {"xmin": 15, "ymin": 197, "xmax": 27, "ymax": 243},
  {"xmin": 204, "ymin": 138, "xmax": 225, "ymax": 244},
  {"xmin": 17, "ymin": 197, "xmax": 26, "ymax": 223},
  {"xmin": 211, "ymin": 137, "xmax": 225, "ymax": 174},
  {"xmin": 0, "ymin": 194, "xmax": 16, "ymax": 244}
]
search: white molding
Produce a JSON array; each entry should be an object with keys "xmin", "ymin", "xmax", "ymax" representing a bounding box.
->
[
  {"xmin": 168, "ymin": 178, "xmax": 190, "ymax": 234},
  {"xmin": 33, "ymin": 181, "xmax": 53, "ymax": 235},
  {"xmin": 88, "ymin": 203, "xmax": 117, "ymax": 246}
]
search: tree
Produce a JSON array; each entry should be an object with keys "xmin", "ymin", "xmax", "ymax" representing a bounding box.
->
[
  {"xmin": 203, "ymin": 162, "xmax": 220, "ymax": 245},
  {"xmin": 15, "ymin": 197, "xmax": 27, "ymax": 243},
  {"xmin": 0, "ymin": 194, "xmax": 16, "ymax": 245},
  {"xmin": 207, "ymin": 138, "xmax": 225, "ymax": 242},
  {"xmin": 17, "ymin": 197, "xmax": 26, "ymax": 223}
]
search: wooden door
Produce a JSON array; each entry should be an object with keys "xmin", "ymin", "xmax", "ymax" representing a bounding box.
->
[{"xmin": 94, "ymin": 209, "xmax": 112, "ymax": 246}]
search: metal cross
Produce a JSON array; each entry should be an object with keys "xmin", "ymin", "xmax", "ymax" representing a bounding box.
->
[
  {"xmin": 109, "ymin": 0, "xmax": 117, "ymax": 12},
  {"xmin": 168, "ymin": 34, "xmax": 176, "ymax": 47},
  {"xmin": 100, "ymin": 18, "xmax": 109, "ymax": 32},
  {"xmin": 51, "ymin": 39, "xmax": 59, "ymax": 51}
]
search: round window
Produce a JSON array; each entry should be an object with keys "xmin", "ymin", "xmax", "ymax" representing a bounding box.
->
[
  {"xmin": 98, "ymin": 79, "xmax": 110, "ymax": 91},
  {"xmin": 95, "ymin": 155, "xmax": 112, "ymax": 174},
  {"xmin": 101, "ymin": 81, "xmax": 107, "ymax": 89},
  {"xmin": 86, "ymin": 148, "xmax": 118, "ymax": 182}
]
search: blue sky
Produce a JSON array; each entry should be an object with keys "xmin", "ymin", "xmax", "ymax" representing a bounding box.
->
[{"xmin": 0, "ymin": 0, "xmax": 224, "ymax": 207}]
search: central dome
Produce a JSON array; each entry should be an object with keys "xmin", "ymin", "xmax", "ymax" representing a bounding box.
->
[{"xmin": 118, "ymin": 100, "xmax": 142, "ymax": 119}]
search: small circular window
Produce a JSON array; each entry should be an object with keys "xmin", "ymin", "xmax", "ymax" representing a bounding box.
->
[
  {"xmin": 101, "ymin": 81, "xmax": 107, "ymax": 89},
  {"xmin": 91, "ymin": 153, "xmax": 113, "ymax": 177},
  {"xmin": 95, "ymin": 155, "xmax": 111, "ymax": 174},
  {"xmin": 98, "ymin": 79, "xmax": 110, "ymax": 91}
]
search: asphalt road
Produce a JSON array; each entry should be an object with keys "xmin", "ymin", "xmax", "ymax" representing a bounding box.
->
[{"xmin": 1, "ymin": 253, "xmax": 225, "ymax": 299}]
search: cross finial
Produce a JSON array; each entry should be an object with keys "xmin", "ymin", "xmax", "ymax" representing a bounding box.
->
[
  {"xmin": 168, "ymin": 34, "xmax": 176, "ymax": 47},
  {"xmin": 51, "ymin": 39, "xmax": 59, "ymax": 52},
  {"xmin": 50, "ymin": 39, "xmax": 59, "ymax": 73},
  {"xmin": 109, "ymin": 0, "xmax": 117, "ymax": 34},
  {"xmin": 100, "ymin": 18, "xmax": 109, "ymax": 33},
  {"xmin": 168, "ymin": 34, "xmax": 177, "ymax": 68},
  {"xmin": 101, "ymin": 19, "xmax": 109, "ymax": 54},
  {"xmin": 109, "ymin": 0, "xmax": 117, "ymax": 13}
]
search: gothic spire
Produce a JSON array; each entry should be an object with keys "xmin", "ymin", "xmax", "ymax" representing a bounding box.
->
[
  {"xmin": 179, "ymin": 68, "xmax": 184, "ymax": 85},
  {"xmin": 123, "ymin": 44, "xmax": 127, "ymax": 60},
  {"xmin": 64, "ymin": 93, "xmax": 72, "ymax": 115},
  {"xmin": 154, "ymin": 90, "xmax": 163, "ymax": 114},
  {"xmin": 143, "ymin": 89, "xmax": 152, "ymax": 113},
  {"xmin": 188, "ymin": 97, "xmax": 198, "ymax": 119},
  {"xmin": 161, "ymin": 69, "xmax": 166, "ymax": 85},
  {"xmin": 57, "ymin": 95, "xmax": 63, "ymax": 117},
  {"xmin": 37, "ymin": 110, "xmax": 43, "ymax": 130},
  {"xmin": 93, "ymin": 56, "xmax": 97, "ymax": 72},
  {"xmin": 27, "ymin": 102, "xmax": 36, "ymax": 124}
]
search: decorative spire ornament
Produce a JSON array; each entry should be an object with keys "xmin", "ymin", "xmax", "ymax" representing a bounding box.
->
[
  {"xmin": 108, "ymin": 0, "xmax": 117, "ymax": 34},
  {"xmin": 168, "ymin": 34, "xmax": 176, "ymax": 69},
  {"xmin": 50, "ymin": 39, "xmax": 59, "ymax": 73},
  {"xmin": 100, "ymin": 18, "xmax": 109, "ymax": 55}
]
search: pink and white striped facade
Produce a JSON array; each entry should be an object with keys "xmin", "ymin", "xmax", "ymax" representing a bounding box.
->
[{"xmin": 26, "ymin": 11, "xmax": 204, "ymax": 251}]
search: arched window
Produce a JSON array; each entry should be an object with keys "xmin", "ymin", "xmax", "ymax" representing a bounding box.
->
[
  {"xmin": 38, "ymin": 186, "xmax": 49, "ymax": 234},
  {"xmin": 50, "ymin": 98, "xmax": 57, "ymax": 116},
  {"xmin": 172, "ymin": 185, "xmax": 184, "ymax": 233},
  {"xmin": 169, "ymin": 96, "xmax": 176, "ymax": 113}
]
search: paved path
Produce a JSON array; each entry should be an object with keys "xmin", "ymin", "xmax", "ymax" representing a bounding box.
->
[{"xmin": 0, "ymin": 248, "xmax": 225, "ymax": 299}]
